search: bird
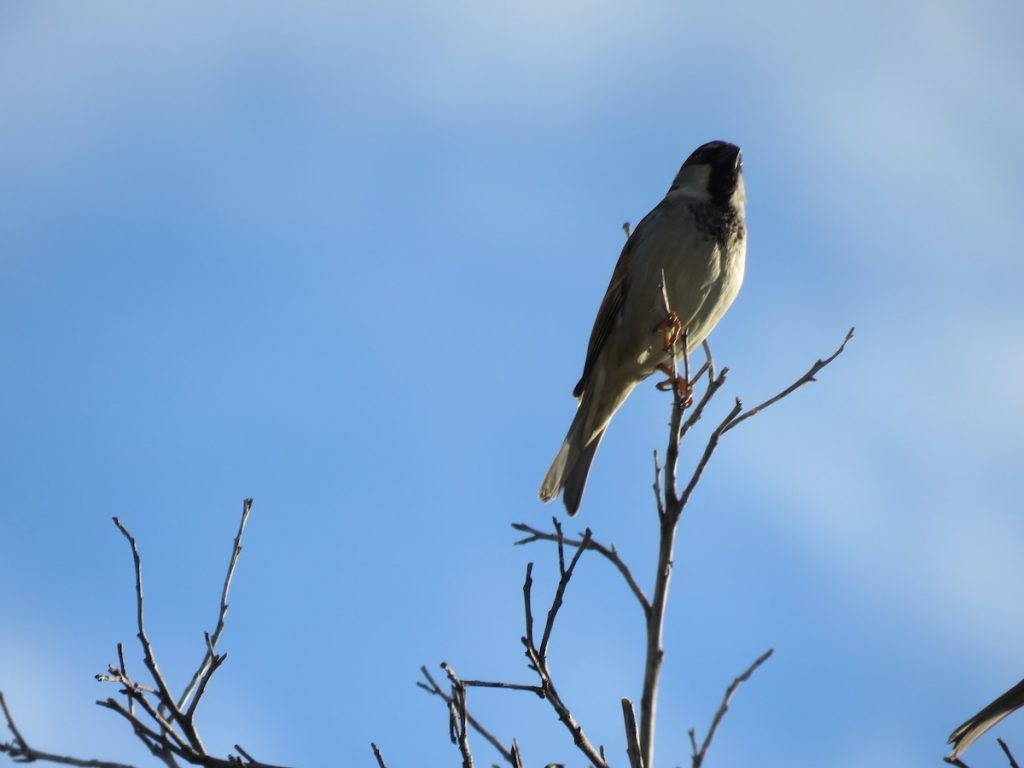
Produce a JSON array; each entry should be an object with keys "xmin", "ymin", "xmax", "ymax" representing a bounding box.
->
[
  {"xmin": 948, "ymin": 676, "xmax": 1024, "ymax": 759},
  {"xmin": 539, "ymin": 140, "xmax": 747, "ymax": 516}
]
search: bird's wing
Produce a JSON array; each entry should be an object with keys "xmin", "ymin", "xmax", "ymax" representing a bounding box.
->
[{"xmin": 572, "ymin": 208, "xmax": 660, "ymax": 399}]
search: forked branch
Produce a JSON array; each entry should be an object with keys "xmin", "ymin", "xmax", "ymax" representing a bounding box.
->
[{"xmin": 1, "ymin": 499, "xmax": 288, "ymax": 768}]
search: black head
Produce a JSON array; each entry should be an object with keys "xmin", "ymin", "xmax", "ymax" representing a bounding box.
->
[{"xmin": 670, "ymin": 140, "xmax": 743, "ymax": 206}]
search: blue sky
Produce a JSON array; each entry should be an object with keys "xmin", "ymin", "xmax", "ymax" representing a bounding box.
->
[{"xmin": 2, "ymin": 2, "xmax": 1023, "ymax": 767}]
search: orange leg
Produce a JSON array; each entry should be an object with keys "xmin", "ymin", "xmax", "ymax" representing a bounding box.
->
[
  {"xmin": 655, "ymin": 311, "xmax": 683, "ymax": 352},
  {"xmin": 655, "ymin": 363, "xmax": 693, "ymax": 405}
]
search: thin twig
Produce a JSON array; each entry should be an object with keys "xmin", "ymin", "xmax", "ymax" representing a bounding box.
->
[
  {"xmin": 111, "ymin": 517, "xmax": 186, "ymax": 737},
  {"xmin": 512, "ymin": 523, "xmax": 650, "ymax": 616},
  {"xmin": 460, "ymin": 679, "xmax": 544, "ymax": 696},
  {"xmin": 1, "ymin": 695, "xmax": 136, "ymax": 768},
  {"xmin": 678, "ymin": 367, "xmax": 729, "ymax": 444},
  {"xmin": 233, "ymin": 744, "xmax": 255, "ymax": 764},
  {"xmin": 691, "ymin": 648, "xmax": 774, "ymax": 768},
  {"xmin": 999, "ymin": 739, "xmax": 1020, "ymax": 768},
  {"xmin": 100, "ymin": 692, "xmax": 189, "ymax": 754},
  {"xmin": 701, "ymin": 340, "xmax": 716, "ymax": 381},
  {"xmin": 651, "ymin": 450, "xmax": 666, "ymax": 519},
  {"xmin": 418, "ymin": 667, "xmax": 517, "ymax": 767},
  {"xmin": 520, "ymin": 554, "xmax": 608, "ymax": 768},
  {"xmin": 179, "ymin": 499, "xmax": 252, "ymax": 715},
  {"xmin": 658, "ymin": 271, "xmax": 685, "ymax": 516},
  {"xmin": 442, "ymin": 663, "xmax": 474, "ymax": 768},
  {"xmin": 539, "ymin": 528, "xmax": 592, "ymax": 662},
  {"xmin": 522, "ymin": 563, "xmax": 536, "ymax": 662},
  {"xmin": 722, "ymin": 327, "xmax": 853, "ymax": 434},
  {"xmin": 115, "ymin": 643, "xmax": 133, "ymax": 716},
  {"xmin": 520, "ymin": 640, "xmax": 608, "ymax": 768},
  {"xmin": 678, "ymin": 399, "xmax": 743, "ymax": 514},
  {"xmin": 370, "ymin": 743, "xmax": 390, "ymax": 768},
  {"xmin": 509, "ymin": 741, "xmax": 525, "ymax": 768}
]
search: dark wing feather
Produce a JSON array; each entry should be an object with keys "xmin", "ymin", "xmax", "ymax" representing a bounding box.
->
[
  {"xmin": 573, "ymin": 238, "xmax": 629, "ymax": 397},
  {"xmin": 572, "ymin": 210, "xmax": 657, "ymax": 398}
]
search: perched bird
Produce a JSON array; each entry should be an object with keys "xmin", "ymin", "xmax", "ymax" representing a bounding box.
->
[
  {"xmin": 539, "ymin": 140, "xmax": 747, "ymax": 515},
  {"xmin": 949, "ymin": 676, "xmax": 1024, "ymax": 759}
]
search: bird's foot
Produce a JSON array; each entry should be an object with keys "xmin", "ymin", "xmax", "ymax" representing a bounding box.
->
[
  {"xmin": 655, "ymin": 311, "xmax": 683, "ymax": 352},
  {"xmin": 655, "ymin": 364, "xmax": 693, "ymax": 405}
]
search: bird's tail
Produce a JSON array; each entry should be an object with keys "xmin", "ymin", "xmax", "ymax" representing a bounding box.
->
[
  {"xmin": 539, "ymin": 399, "xmax": 607, "ymax": 516},
  {"xmin": 948, "ymin": 677, "xmax": 1024, "ymax": 758}
]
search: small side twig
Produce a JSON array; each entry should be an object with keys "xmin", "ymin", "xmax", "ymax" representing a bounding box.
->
[
  {"xmin": 722, "ymin": 327, "xmax": 854, "ymax": 434},
  {"xmin": 179, "ymin": 499, "xmax": 253, "ymax": 715},
  {"xmin": 112, "ymin": 516, "xmax": 194, "ymax": 746},
  {"xmin": 520, "ymin": 531, "xmax": 608, "ymax": 768},
  {"xmin": 1, "ymin": 691, "xmax": 135, "ymax": 767},
  {"xmin": 417, "ymin": 667, "xmax": 517, "ymax": 767},
  {"xmin": 460, "ymin": 679, "xmax": 543, "ymax": 696},
  {"xmin": 370, "ymin": 743, "xmax": 389, "ymax": 768},
  {"xmin": 512, "ymin": 523, "xmax": 650, "ymax": 616},
  {"xmin": 690, "ymin": 648, "xmax": 774, "ymax": 768},
  {"xmin": 539, "ymin": 524, "xmax": 590, "ymax": 662},
  {"xmin": 441, "ymin": 663, "xmax": 474, "ymax": 768},
  {"xmin": 999, "ymin": 738, "xmax": 1020, "ymax": 768}
]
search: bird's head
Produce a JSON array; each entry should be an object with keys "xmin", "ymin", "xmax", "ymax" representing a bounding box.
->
[{"xmin": 669, "ymin": 140, "xmax": 745, "ymax": 209}]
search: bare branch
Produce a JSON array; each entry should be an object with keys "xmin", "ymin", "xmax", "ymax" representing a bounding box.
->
[
  {"xmin": 657, "ymin": 270, "xmax": 684, "ymax": 514},
  {"xmin": 370, "ymin": 743, "xmax": 389, "ymax": 768},
  {"xmin": 639, "ymin": 279, "xmax": 697, "ymax": 767},
  {"xmin": 232, "ymin": 744, "xmax": 255, "ymax": 764},
  {"xmin": 417, "ymin": 667, "xmax": 517, "ymax": 767},
  {"xmin": 999, "ymin": 739, "xmax": 1021, "ymax": 768},
  {"xmin": 115, "ymin": 643, "xmax": 133, "ymax": 717},
  {"xmin": 691, "ymin": 648, "xmax": 773, "ymax": 768},
  {"xmin": 442, "ymin": 663, "xmax": 474, "ymax": 768},
  {"xmin": 520, "ymin": 639, "xmax": 608, "ymax": 768},
  {"xmin": 1, "ymin": 691, "xmax": 136, "ymax": 767},
  {"xmin": 509, "ymin": 741, "xmax": 525, "ymax": 768},
  {"xmin": 722, "ymin": 327, "xmax": 853, "ymax": 434},
  {"xmin": 651, "ymin": 450, "xmax": 666, "ymax": 520},
  {"xmin": 677, "ymin": 398, "xmax": 743, "ymax": 515},
  {"xmin": 522, "ymin": 563, "xmax": 536, "ymax": 661},
  {"xmin": 700, "ymin": 339, "xmax": 716, "ymax": 381},
  {"xmin": 419, "ymin": 324, "xmax": 849, "ymax": 768},
  {"xmin": 678, "ymin": 366, "xmax": 729, "ymax": 445},
  {"xmin": 98, "ymin": 695, "xmax": 189, "ymax": 755},
  {"xmin": 621, "ymin": 698, "xmax": 644, "ymax": 768},
  {"xmin": 637, "ymin": 324, "xmax": 849, "ymax": 767},
  {"xmin": 185, "ymin": 635, "xmax": 227, "ymax": 722},
  {"xmin": 539, "ymin": 528, "xmax": 591, "ymax": 662},
  {"xmin": 179, "ymin": 499, "xmax": 253, "ymax": 715},
  {"xmin": 519, "ymin": 537, "xmax": 607, "ymax": 768},
  {"xmin": 460, "ymin": 680, "xmax": 543, "ymax": 697},
  {"xmin": 512, "ymin": 523, "xmax": 650, "ymax": 616},
  {"xmin": 111, "ymin": 517, "xmax": 185, "ymax": 735}
]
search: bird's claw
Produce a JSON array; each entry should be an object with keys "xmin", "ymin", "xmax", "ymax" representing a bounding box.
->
[
  {"xmin": 656, "ymin": 311, "xmax": 683, "ymax": 352},
  {"xmin": 655, "ymin": 364, "xmax": 693, "ymax": 405}
]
